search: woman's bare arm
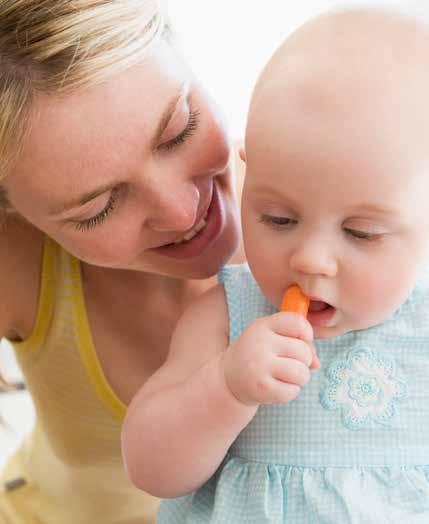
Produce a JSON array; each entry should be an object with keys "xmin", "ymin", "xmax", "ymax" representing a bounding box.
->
[{"xmin": 0, "ymin": 217, "xmax": 43, "ymax": 342}]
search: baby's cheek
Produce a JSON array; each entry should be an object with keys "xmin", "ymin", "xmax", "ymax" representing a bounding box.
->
[{"xmin": 356, "ymin": 276, "xmax": 410, "ymax": 326}]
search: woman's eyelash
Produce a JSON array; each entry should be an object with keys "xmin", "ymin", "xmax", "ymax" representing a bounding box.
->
[
  {"xmin": 160, "ymin": 109, "xmax": 200, "ymax": 151},
  {"xmin": 74, "ymin": 188, "xmax": 119, "ymax": 232},
  {"xmin": 72, "ymin": 108, "xmax": 200, "ymax": 232}
]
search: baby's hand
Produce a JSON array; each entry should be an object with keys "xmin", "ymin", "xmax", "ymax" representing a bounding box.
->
[{"xmin": 221, "ymin": 312, "xmax": 317, "ymax": 406}]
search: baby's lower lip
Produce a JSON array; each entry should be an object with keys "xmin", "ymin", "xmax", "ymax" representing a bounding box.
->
[{"xmin": 307, "ymin": 303, "xmax": 336, "ymax": 327}]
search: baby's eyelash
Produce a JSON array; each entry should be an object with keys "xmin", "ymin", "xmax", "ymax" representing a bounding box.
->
[
  {"xmin": 74, "ymin": 188, "xmax": 119, "ymax": 232},
  {"xmin": 259, "ymin": 215, "xmax": 296, "ymax": 229},
  {"xmin": 344, "ymin": 228, "xmax": 381, "ymax": 241},
  {"xmin": 160, "ymin": 109, "xmax": 200, "ymax": 151}
]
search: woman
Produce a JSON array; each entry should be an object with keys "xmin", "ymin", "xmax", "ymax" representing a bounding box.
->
[{"xmin": 0, "ymin": 1, "xmax": 244, "ymax": 523}]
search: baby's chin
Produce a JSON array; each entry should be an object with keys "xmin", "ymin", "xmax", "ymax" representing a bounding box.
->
[
  {"xmin": 313, "ymin": 315, "xmax": 389, "ymax": 340},
  {"xmin": 313, "ymin": 323, "xmax": 354, "ymax": 340}
]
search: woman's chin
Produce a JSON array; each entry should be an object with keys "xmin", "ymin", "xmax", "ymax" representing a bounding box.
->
[{"xmin": 179, "ymin": 235, "xmax": 241, "ymax": 280}]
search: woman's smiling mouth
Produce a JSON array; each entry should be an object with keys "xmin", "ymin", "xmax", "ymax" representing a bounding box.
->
[{"xmin": 151, "ymin": 180, "xmax": 224, "ymax": 259}]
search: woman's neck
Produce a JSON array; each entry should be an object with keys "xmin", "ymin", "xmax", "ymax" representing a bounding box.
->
[{"xmin": 81, "ymin": 262, "xmax": 217, "ymax": 311}]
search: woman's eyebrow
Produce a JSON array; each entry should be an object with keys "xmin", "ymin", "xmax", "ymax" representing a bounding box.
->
[{"xmin": 150, "ymin": 82, "xmax": 187, "ymax": 150}]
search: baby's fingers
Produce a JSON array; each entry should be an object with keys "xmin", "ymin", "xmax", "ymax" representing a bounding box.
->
[
  {"xmin": 256, "ymin": 379, "xmax": 301, "ymax": 404},
  {"xmin": 268, "ymin": 311, "xmax": 313, "ymax": 343},
  {"xmin": 309, "ymin": 344, "xmax": 321, "ymax": 370},
  {"xmin": 276, "ymin": 337, "xmax": 314, "ymax": 367},
  {"xmin": 273, "ymin": 358, "xmax": 311, "ymax": 387}
]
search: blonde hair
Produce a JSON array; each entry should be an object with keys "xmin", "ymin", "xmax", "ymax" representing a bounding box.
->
[
  {"xmin": 0, "ymin": 0, "xmax": 167, "ymax": 184},
  {"xmin": 0, "ymin": 0, "xmax": 167, "ymax": 392}
]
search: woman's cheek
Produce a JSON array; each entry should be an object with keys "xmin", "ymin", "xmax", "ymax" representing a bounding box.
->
[{"xmin": 55, "ymin": 227, "xmax": 137, "ymax": 266}]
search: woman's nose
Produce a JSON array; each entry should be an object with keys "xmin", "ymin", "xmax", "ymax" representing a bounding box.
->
[
  {"xmin": 289, "ymin": 238, "xmax": 338, "ymax": 278},
  {"xmin": 145, "ymin": 181, "xmax": 200, "ymax": 233}
]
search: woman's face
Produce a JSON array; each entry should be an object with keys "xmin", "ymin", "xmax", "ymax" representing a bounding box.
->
[{"xmin": 4, "ymin": 40, "xmax": 240, "ymax": 279}]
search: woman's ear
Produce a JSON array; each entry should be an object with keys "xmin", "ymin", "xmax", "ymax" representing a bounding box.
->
[{"xmin": 239, "ymin": 146, "xmax": 246, "ymax": 163}]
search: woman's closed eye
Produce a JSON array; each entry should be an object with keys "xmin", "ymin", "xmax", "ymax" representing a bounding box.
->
[
  {"xmin": 158, "ymin": 108, "xmax": 200, "ymax": 151},
  {"xmin": 156, "ymin": 93, "xmax": 200, "ymax": 151},
  {"xmin": 71, "ymin": 110, "xmax": 201, "ymax": 232},
  {"xmin": 70, "ymin": 98, "xmax": 201, "ymax": 232},
  {"xmin": 73, "ymin": 187, "xmax": 120, "ymax": 232}
]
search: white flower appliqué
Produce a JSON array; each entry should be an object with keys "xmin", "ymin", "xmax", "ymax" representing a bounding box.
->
[{"xmin": 320, "ymin": 347, "xmax": 407, "ymax": 430}]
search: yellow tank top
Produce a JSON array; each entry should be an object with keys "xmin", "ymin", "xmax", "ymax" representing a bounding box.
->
[{"xmin": 0, "ymin": 237, "xmax": 159, "ymax": 524}]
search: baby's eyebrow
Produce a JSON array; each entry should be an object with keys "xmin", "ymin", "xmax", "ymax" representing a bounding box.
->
[
  {"xmin": 250, "ymin": 183, "xmax": 398, "ymax": 213},
  {"xmin": 350, "ymin": 204, "xmax": 398, "ymax": 217}
]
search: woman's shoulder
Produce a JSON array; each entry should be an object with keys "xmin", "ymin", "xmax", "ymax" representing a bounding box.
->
[{"xmin": 0, "ymin": 215, "xmax": 44, "ymax": 340}]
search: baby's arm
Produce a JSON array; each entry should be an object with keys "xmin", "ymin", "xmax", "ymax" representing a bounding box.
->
[
  {"xmin": 121, "ymin": 283, "xmax": 315, "ymax": 498},
  {"xmin": 121, "ymin": 284, "xmax": 256, "ymax": 498}
]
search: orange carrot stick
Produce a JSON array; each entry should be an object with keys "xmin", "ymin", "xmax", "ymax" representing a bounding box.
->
[{"xmin": 281, "ymin": 284, "xmax": 310, "ymax": 318}]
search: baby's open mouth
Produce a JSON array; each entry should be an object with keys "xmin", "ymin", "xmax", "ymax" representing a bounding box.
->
[
  {"xmin": 308, "ymin": 300, "xmax": 333, "ymax": 313},
  {"xmin": 307, "ymin": 300, "xmax": 336, "ymax": 327}
]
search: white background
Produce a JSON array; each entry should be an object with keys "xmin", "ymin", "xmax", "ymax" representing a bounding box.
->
[
  {"xmin": 0, "ymin": 0, "xmax": 419, "ymax": 469},
  {"xmin": 169, "ymin": 0, "xmax": 417, "ymax": 139},
  {"xmin": 169, "ymin": 0, "xmax": 340, "ymax": 139}
]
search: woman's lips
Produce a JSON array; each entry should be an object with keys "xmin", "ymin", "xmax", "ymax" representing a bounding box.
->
[{"xmin": 151, "ymin": 181, "xmax": 224, "ymax": 259}]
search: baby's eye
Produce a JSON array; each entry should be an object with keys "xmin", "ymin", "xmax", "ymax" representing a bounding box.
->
[
  {"xmin": 344, "ymin": 228, "xmax": 381, "ymax": 241},
  {"xmin": 260, "ymin": 215, "xmax": 297, "ymax": 229}
]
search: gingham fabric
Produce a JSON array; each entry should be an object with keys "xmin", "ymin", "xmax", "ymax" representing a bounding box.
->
[{"xmin": 157, "ymin": 263, "xmax": 429, "ymax": 523}]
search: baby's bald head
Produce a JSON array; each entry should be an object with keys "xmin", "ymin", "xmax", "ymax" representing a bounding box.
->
[
  {"xmin": 248, "ymin": 7, "xmax": 429, "ymax": 144},
  {"xmin": 245, "ymin": 6, "xmax": 429, "ymax": 194}
]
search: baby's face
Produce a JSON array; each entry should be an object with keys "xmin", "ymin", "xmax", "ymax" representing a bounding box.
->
[{"xmin": 242, "ymin": 9, "xmax": 429, "ymax": 339}]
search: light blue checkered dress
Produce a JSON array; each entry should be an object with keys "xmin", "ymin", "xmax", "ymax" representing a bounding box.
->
[{"xmin": 157, "ymin": 264, "xmax": 429, "ymax": 523}]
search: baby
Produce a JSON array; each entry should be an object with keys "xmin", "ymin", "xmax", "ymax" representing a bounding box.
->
[{"xmin": 122, "ymin": 6, "xmax": 429, "ymax": 523}]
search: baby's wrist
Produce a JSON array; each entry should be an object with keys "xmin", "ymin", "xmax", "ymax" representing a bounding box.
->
[
  {"xmin": 214, "ymin": 352, "xmax": 258, "ymax": 419},
  {"xmin": 217, "ymin": 352, "xmax": 260, "ymax": 410}
]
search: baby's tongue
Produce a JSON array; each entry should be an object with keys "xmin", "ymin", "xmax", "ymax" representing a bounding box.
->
[{"xmin": 308, "ymin": 300, "xmax": 328, "ymax": 312}]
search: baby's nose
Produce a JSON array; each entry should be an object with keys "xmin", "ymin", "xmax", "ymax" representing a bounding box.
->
[{"xmin": 289, "ymin": 242, "xmax": 338, "ymax": 278}]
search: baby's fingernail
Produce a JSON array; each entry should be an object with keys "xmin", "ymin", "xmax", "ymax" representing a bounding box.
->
[{"xmin": 312, "ymin": 355, "xmax": 321, "ymax": 369}]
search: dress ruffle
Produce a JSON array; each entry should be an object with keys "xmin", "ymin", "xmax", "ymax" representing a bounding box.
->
[{"xmin": 158, "ymin": 457, "xmax": 429, "ymax": 523}]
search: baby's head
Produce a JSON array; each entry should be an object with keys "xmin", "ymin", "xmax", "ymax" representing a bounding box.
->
[{"xmin": 241, "ymin": 6, "xmax": 429, "ymax": 339}]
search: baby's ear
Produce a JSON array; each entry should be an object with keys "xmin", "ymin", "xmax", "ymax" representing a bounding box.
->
[{"xmin": 239, "ymin": 146, "xmax": 246, "ymax": 163}]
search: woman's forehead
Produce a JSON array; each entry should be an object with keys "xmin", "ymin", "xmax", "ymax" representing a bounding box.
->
[
  {"xmin": 29, "ymin": 41, "xmax": 187, "ymax": 129},
  {"xmin": 18, "ymin": 43, "xmax": 186, "ymax": 156},
  {"xmin": 6, "ymin": 42, "xmax": 191, "ymax": 202}
]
